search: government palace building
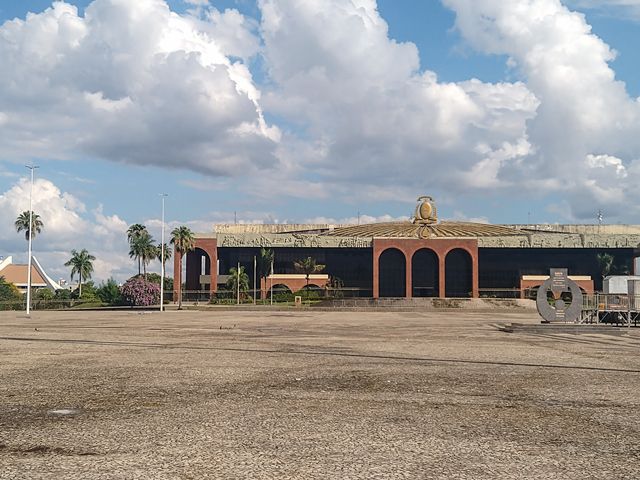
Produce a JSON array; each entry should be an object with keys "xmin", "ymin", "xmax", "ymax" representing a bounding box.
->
[{"xmin": 173, "ymin": 197, "xmax": 640, "ymax": 300}]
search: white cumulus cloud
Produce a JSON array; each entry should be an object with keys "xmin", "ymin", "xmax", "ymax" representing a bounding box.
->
[
  {"xmin": 0, "ymin": 177, "xmax": 133, "ymax": 283},
  {"xmin": 258, "ymin": 0, "xmax": 538, "ymax": 198},
  {"xmin": 0, "ymin": 0, "xmax": 279, "ymax": 176}
]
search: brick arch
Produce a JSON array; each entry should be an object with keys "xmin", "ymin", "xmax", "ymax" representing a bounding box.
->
[
  {"xmin": 373, "ymin": 238, "xmax": 479, "ymax": 298},
  {"xmin": 444, "ymin": 248, "xmax": 473, "ymax": 298},
  {"xmin": 260, "ymin": 276, "xmax": 329, "ymax": 298},
  {"xmin": 378, "ymin": 248, "xmax": 407, "ymax": 297},
  {"xmin": 173, "ymin": 238, "xmax": 217, "ymax": 302},
  {"xmin": 270, "ymin": 284, "xmax": 292, "ymax": 295},
  {"xmin": 411, "ymin": 248, "xmax": 439, "ymax": 297}
]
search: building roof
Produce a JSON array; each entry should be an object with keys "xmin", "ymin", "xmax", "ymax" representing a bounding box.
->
[
  {"xmin": 0, "ymin": 264, "xmax": 46, "ymax": 285},
  {"xmin": 324, "ymin": 221, "xmax": 522, "ymax": 239},
  {"xmin": 0, "ymin": 256, "xmax": 62, "ymax": 290},
  {"xmin": 207, "ymin": 196, "xmax": 640, "ymax": 249}
]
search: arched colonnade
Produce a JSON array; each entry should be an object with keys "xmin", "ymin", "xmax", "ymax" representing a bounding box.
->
[{"xmin": 373, "ymin": 238, "xmax": 479, "ymax": 298}]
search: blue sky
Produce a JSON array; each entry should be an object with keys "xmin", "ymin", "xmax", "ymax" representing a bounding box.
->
[{"xmin": 1, "ymin": 0, "xmax": 640, "ymax": 281}]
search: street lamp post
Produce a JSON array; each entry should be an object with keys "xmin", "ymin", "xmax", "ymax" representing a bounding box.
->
[
  {"xmin": 25, "ymin": 164, "xmax": 39, "ymax": 316},
  {"xmin": 160, "ymin": 194, "xmax": 168, "ymax": 312}
]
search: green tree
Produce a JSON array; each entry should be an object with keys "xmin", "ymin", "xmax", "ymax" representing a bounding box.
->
[
  {"xmin": 127, "ymin": 223, "xmax": 147, "ymax": 242},
  {"xmin": 96, "ymin": 278, "xmax": 122, "ymax": 305},
  {"xmin": 34, "ymin": 288, "xmax": 54, "ymax": 309},
  {"xmin": 293, "ymin": 256, "xmax": 326, "ymax": 287},
  {"xmin": 64, "ymin": 249, "xmax": 96, "ymax": 297},
  {"xmin": 0, "ymin": 276, "xmax": 21, "ymax": 299},
  {"xmin": 226, "ymin": 265, "xmax": 249, "ymax": 300},
  {"xmin": 170, "ymin": 226, "xmax": 195, "ymax": 309},
  {"xmin": 54, "ymin": 289, "xmax": 71, "ymax": 300},
  {"xmin": 597, "ymin": 253, "xmax": 614, "ymax": 280},
  {"xmin": 144, "ymin": 273, "xmax": 173, "ymax": 291},
  {"xmin": 129, "ymin": 231, "xmax": 156, "ymax": 278},
  {"xmin": 257, "ymin": 248, "xmax": 274, "ymax": 297},
  {"xmin": 127, "ymin": 224, "xmax": 148, "ymax": 275},
  {"xmin": 0, "ymin": 276, "xmax": 23, "ymax": 310},
  {"xmin": 156, "ymin": 242, "xmax": 172, "ymax": 275},
  {"xmin": 15, "ymin": 210, "xmax": 43, "ymax": 241},
  {"xmin": 77, "ymin": 281, "xmax": 98, "ymax": 301}
]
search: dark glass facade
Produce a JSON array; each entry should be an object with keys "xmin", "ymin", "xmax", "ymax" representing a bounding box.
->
[{"xmin": 478, "ymin": 248, "xmax": 634, "ymax": 291}]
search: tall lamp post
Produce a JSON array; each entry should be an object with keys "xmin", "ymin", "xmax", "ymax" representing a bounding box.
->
[
  {"xmin": 25, "ymin": 164, "xmax": 39, "ymax": 316},
  {"xmin": 160, "ymin": 193, "xmax": 168, "ymax": 312}
]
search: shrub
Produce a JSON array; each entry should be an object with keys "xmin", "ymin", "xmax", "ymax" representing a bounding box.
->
[
  {"xmin": 96, "ymin": 278, "xmax": 123, "ymax": 305},
  {"xmin": 294, "ymin": 289, "xmax": 322, "ymax": 300},
  {"xmin": 33, "ymin": 288, "xmax": 57, "ymax": 310},
  {"xmin": 273, "ymin": 291, "xmax": 294, "ymax": 303},
  {"xmin": 0, "ymin": 276, "xmax": 23, "ymax": 310},
  {"xmin": 121, "ymin": 277, "xmax": 160, "ymax": 306},
  {"xmin": 144, "ymin": 273, "xmax": 173, "ymax": 291}
]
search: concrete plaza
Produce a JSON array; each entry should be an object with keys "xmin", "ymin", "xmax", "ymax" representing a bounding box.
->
[{"xmin": 1, "ymin": 309, "xmax": 640, "ymax": 479}]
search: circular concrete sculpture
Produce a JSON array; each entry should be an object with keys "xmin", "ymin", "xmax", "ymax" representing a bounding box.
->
[{"xmin": 536, "ymin": 268, "xmax": 583, "ymax": 323}]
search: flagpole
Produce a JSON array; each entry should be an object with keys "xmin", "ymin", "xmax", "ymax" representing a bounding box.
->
[
  {"xmin": 270, "ymin": 259, "xmax": 274, "ymax": 306},
  {"xmin": 25, "ymin": 164, "xmax": 39, "ymax": 316},
  {"xmin": 159, "ymin": 193, "xmax": 167, "ymax": 312},
  {"xmin": 253, "ymin": 255, "xmax": 257, "ymax": 305}
]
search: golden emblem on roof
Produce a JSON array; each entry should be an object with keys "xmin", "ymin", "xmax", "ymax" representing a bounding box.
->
[{"xmin": 413, "ymin": 196, "xmax": 438, "ymax": 225}]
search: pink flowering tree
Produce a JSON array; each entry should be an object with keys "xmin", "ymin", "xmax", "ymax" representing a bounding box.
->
[{"xmin": 121, "ymin": 277, "xmax": 160, "ymax": 307}]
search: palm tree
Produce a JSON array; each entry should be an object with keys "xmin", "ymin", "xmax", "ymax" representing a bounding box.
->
[
  {"xmin": 597, "ymin": 253, "xmax": 614, "ymax": 280},
  {"xmin": 170, "ymin": 226, "xmax": 195, "ymax": 309},
  {"xmin": 293, "ymin": 256, "xmax": 325, "ymax": 287},
  {"xmin": 15, "ymin": 211, "xmax": 43, "ymax": 241},
  {"xmin": 127, "ymin": 223, "xmax": 147, "ymax": 242},
  {"xmin": 226, "ymin": 265, "xmax": 250, "ymax": 300},
  {"xmin": 127, "ymin": 224, "xmax": 148, "ymax": 275},
  {"xmin": 129, "ymin": 231, "xmax": 156, "ymax": 278},
  {"xmin": 64, "ymin": 249, "xmax": 96, "ymax": 297},
  {"xmin": 257, "ymin": 248, "xmax": 274, "ymax": 297},
  {"xmin": 156, "ymin": 242, "xmax": 172, "ymax": 276}
]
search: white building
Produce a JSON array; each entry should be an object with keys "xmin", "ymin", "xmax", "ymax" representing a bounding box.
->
[{"xmin": 0, "ymin": 256, "xmax": 62, "ymax": 293}]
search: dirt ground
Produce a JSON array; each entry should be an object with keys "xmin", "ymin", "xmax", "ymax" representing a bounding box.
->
[{"xmin": 1, "ymin": 308, "xmax": 640, "ymax": 479}]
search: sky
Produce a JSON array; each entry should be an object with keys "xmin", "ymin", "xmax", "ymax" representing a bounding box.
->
[{"xmin": 1, "ymin": 0, "xmax": 640, "ymax": 283}]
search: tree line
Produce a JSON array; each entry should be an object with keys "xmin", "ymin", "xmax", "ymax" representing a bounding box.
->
[
  {"xmin": 1, "ymin": 209, "xmax": 197, "ymax": 309},
  {"xmin": 5, "ymin": 209, "xmax": 334, "ymax": 308}
]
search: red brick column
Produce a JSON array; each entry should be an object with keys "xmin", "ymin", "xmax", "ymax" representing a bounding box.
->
[
  {"xmin": 438, "ymin": 255, "xmax": 446, "ymax": 298},
  {"xmin": 405, "ymin": 254, "xmax": 412, "ymax": 298},
  {"xmin": 471, "ymin": 254, "xmax": 479, "ymax": 298},
  {"xmin": 172, "ymin": 246, "xmax": 182, "ymax": 302},
  {"xmin": 373, "ymin": 245, "xmax": 380, "ymax": 299}
]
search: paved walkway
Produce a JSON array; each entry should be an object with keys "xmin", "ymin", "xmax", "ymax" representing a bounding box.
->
[{"xmin": 1, "ymin": 310, "xmax": 639, "ymax": 479}]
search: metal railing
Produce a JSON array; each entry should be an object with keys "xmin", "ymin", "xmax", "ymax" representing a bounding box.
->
[{"xmin": 580, "ymin": 293, "xmax": 640, "ymax": 325}]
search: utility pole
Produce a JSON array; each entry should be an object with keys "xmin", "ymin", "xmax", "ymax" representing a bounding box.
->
[
  {"xmin": 159, "ymin": 194, "xmax": 168, "ymax": 312},
  {"xmin": 25, "ymin": 164, "xmax": 39, "ymax": 316}
]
